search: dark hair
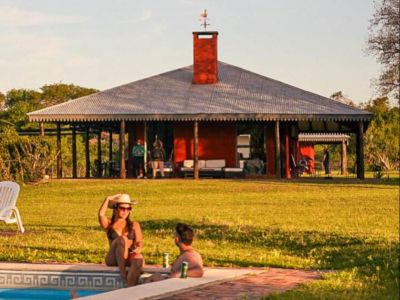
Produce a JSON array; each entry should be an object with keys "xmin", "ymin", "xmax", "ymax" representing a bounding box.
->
[
  {"xmin": 154, "ymin": 140, "xmax": 162, "ymax": 149},
  {"xmin": 176, "ymin": 223, "xmax": 194, "ymax": 245},
  {"xmin": 111, "ymin": 204, "xmax": 133, "ymax": 233}
]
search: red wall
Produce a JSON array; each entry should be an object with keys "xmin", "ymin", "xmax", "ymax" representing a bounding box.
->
[
  {"xmin": 265, "ymin": 123, "xmax": 291, "ymax": 178},
  {"xmin": 265, "ymin": 123, "xmax": 275, "ymax": 176},
  {"xmin": 174, "ymin": 122, "xmax": 236, "ymax": 167}
]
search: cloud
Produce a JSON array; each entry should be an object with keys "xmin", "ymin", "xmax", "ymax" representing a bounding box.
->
[
  {"xmin": 118, "ymin": 9, "xmax": 153, "ymax": 24},
  {"xmin": 138, "ymin": 10, "xmax": 152, "ymax": 22},
  {"xmin": 0, "ymin": 6, "xmax": 88, "ymax": 27}
]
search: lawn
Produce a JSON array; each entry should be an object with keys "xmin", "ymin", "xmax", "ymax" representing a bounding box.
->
[{"xmin": 0, "ymin": 177, "xmax": 398, "ymax": 299}]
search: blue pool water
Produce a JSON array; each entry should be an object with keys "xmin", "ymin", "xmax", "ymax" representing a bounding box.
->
[{"xmin": 0, "ymin": 288, "xmax": 105, "ymax": 300}]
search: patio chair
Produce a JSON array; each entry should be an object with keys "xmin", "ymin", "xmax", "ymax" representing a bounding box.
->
[{"xmin": 0, "ymin": 181, "xmax": 25, "ymax": 233}]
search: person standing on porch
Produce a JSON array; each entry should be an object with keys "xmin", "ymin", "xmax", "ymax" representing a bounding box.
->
[
  {"xmin": 132, "ymin": 139, "xmax": 145, "ymax": 178},
  {"xmin": 323, "ymin": 146, "xmax": 330, "ymax": 176},
  {"xmin": 151, "ymin": 136, "xmax": 165, "ymax": 178}
]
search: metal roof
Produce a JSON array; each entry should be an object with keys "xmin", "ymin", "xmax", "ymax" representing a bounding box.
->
[{"xmin": 28, "ymin": 61, "xmax": 371, "ymax": 122}]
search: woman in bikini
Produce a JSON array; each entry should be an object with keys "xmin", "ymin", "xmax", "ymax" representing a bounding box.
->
[{"xmin": 98, "ymin": 194, "xmax": 144, "ymax": 286}]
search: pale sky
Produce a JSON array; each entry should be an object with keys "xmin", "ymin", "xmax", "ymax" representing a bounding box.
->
[{"xmin": 0, "ymin": 0, "xmax": 381, "ymax": 104}]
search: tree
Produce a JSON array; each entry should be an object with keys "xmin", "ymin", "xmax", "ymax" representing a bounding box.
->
[
  {"xmin": 366, "ymin": 0, "xmax": 400, "ymax": 101},
  {"xmin": 1, "ymin": 89, "xmax": 43, "ymax": 131},
  {"xmin": 0, "ymin": 84, "xmax": 98, "ymax": 131},
  {"xmin": 330, "ymin": 91, "xmax": 357, "ymax": 107},
  {"xmin": 41, "ymin": 83, "xmax": 98, "ymax": 106},
  {"xmin": 364, "ymin": 97, "xmax": 399, "ymax": 170},
  {"xmin": 0, "ymin": 92, "xmax": 5, "ymax": 110},
  {"xmin": 5, "ymin": 89, "xmax": 41, "ymax": 108}
]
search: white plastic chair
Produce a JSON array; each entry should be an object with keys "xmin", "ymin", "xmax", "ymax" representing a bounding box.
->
[{"xmin": 0, "ymin": 181, "xmax": 25, "ymax": 233}]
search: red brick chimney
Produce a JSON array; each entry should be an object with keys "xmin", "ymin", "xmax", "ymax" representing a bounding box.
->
[{"xmin": 192, "ymin": 31, "xmax": 218, "ymax": 84}]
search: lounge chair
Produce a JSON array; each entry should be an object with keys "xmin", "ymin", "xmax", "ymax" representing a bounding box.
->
[{"xmin": 0, "ymin": 181, "xmax": 25, "ymax": 233}]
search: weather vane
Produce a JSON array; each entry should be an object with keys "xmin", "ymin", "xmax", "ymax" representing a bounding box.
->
[{"xmin": 199, "ymin": 9, "xmax": 210, "ymax": 31}]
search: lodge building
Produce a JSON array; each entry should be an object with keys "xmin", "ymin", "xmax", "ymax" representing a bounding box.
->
[{"xmin": 28, "ymin": 30, "xmax": 371, "ymax": 179}]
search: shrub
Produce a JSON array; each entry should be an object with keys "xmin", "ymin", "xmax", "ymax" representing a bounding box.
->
[{"xmin": 0, "ymin": 128, "xmax": 56, "ymax": 183}]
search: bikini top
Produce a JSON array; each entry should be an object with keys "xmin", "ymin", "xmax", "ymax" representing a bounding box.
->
[{"xmin": 107, "ymin": 225, "xmax": 135, "ymax": 242}]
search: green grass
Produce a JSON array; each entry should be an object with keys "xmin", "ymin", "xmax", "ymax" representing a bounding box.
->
[{"xmin": 0, "ymin": 177, "xmax": 398, "ymax": 299}]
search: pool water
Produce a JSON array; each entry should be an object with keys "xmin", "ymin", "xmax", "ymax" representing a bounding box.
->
[{"xmin": 0, "ymin": 288, "xmax": 105, "ymax": 300}]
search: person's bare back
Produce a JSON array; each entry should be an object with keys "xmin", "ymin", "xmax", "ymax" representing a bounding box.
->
[
  {"xmin": 170, "ymin": 249, "xmax": 203, "ymax": 278},
  {"xmin": 144, "ymin": 223, "xmax": 204, "ymax": 283}
]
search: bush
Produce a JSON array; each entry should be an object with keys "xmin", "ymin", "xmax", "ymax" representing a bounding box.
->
[
  {"xmin": 370, "ymin": 164, "xmax": 385, "ymax": 179},
  {"xmin": 0, "ymin": 128, "xmax": 56, "ymax": 183}
]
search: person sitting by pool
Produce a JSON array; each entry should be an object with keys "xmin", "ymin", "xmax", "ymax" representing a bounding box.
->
[
  {"xmin": 145, "ymin": 223, "xmax": 203, "ymax": 282},
  {"xmin": 98, "ymin": 194, "xmax": 144, "ymax": 286}
]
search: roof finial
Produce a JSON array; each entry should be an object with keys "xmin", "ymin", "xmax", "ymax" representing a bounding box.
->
[{"xmin": 199, "ymin": 9, "xmax": 210, "ymax": 31}]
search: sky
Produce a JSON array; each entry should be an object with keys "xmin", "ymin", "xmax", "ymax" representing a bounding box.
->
[{"xmin": 0, "ymin": 0, "xmax": 381, "ymax": 104}]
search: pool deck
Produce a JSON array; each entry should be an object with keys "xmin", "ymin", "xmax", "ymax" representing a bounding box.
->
[{"xmin": 0, "ymin": 263, "xmax": 323, "ymax": 299}]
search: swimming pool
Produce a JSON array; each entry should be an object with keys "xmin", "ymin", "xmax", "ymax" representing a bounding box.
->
[{"xmin": 0, "ymin": 288, "xmax": 105, "ymax": 300}]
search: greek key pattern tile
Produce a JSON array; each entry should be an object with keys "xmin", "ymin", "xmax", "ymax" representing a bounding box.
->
[{"xmin": 0, "ymin": 270, "xmax": 124, "ymax": 290}]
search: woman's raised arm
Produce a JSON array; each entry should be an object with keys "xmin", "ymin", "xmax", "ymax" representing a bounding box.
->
[{"xmin": 98, "ymin": 196, "xmax": 113, "ymax": 229}]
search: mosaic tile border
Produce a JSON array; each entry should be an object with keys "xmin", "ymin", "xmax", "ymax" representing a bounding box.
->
[{"xmin": 0, "ymin": 270, "xmax": 124, "ymax": 290}]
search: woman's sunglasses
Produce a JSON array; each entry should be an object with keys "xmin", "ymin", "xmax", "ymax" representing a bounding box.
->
[{"xmin": 118, "ymin": 206, "xmax": 132, "ymax": 212}]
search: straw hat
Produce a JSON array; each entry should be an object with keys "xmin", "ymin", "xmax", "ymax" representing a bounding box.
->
[{"xmin": 108, "ymin": 194, "xmax": 138, "ymax": 208}]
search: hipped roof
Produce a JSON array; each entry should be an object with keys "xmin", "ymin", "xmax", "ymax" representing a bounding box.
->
[{"xmin": 28, "ymin": 61, "xmax": 371, "ymax": 123}]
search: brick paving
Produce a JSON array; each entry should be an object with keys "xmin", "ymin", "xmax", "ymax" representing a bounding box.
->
[{"xmin": 160, "ymin": 268, "xmax": 322, "ymax": 300}]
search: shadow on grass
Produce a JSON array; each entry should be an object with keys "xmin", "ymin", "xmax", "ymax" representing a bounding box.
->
[
  {"xmin": 141, "ymin": 219, "xmax": 399, "ymax": 271},
  {"xmin": 0, "ymin": 224, "xmax": 102, "ymax": 232},
  {"xmin": 229, "ymin": 177, "xmax": 400, "ymax": 188}
]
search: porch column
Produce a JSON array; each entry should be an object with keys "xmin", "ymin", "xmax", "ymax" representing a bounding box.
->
[
  {"xmin": 274, "ymin": 120, "xmax": 282, "ymax": 178},
  {"xmin": 235, "ymin": 123, "xmax": 238, "ymax": 167},
  {"xmin": 341, "ymin": 140, "xmax": 347, "ymax": 175},
  {"xmin": 97, "ymin": 131, "xmax": 102, "ymax": 178},
  {"xmin": 193, "ymin": 120, "xmax": 199, "ymax": 180},
  {"xmin": 356, "ymin": 121, "xmax": 365, "ymax": 179},
  {"xmin": 56, "ymin": 123, "xmax": 62, "ymax": 178},
  {"xmin": 85, "ymin": 128, "xmax": 90, "ymax": 178},
  {"xmin": 120, "ymin": 120, "xmax": 126, "ymax": 179},
  {"xmin": 40, "ymin": 122, "xmax": 45, "ymax": 136},
  {"xmin": 108, "ymin": 130, "xmax": 113, "ymax": 176},
  {"xmin": 284, "ymin": 128, "xmax": 290, "ymax": 179},
  {"xmin": 144, "ymin": 122, "xmax": 147, "ymax": 175},
  {"xmin": 72, "ymin": 124, "xmax": 77, "ymax": 178}
]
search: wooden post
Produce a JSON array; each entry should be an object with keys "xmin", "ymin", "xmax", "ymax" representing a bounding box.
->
[
  {"xmin": 56, "ymin": 123, "xmax": 62, "ymax": 178},
  {"xmin": 72, "ymin": 124, "xmax": 77, "ymax": 178},
  {"xmin": 108, "ymin": 130, "xmax": 113, "ymax": 177},
  {"xmin": 97, "ymin": 131, "xmax": 102, "ymax": 178},
  {"xmin": 341, "ymin": 140, "xmax": 347, "ymax": 175},
  {"xmin": 234, "ymin": 122, "xmax": 238, "ymax": 167},
  {"xmin": 264, "ymin": 124, "xmax": 268, "ymax": 174},
  {"xmin": 85, "ymin": 128, "xmax": 90, "ymax": 178},
  {"xmin": 120, "ymin": 120, "xmax": 126, "ymax": 179},
  {"xmin": 40, "ymin": 122, "xmax": 45, "ymax": 136},
  {"xmin": 193, "ymin": 120, "xmax": 199, "ymax": 180},
  {"xmin": 356, "ymin": 122, "xmax": 365, "ymax": 179},
  {"xmin": 275, "ymin": 120, "xmax": 281, "ymax": 178},
  {"xmin": 284, "ymin": 128, "xmax": 290, "ymax": 179},
  {"xmin": 144, "ymin": 122, "xmax": 148, "ymax": 175}
]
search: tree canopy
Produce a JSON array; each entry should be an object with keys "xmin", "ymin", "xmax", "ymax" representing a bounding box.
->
[
  {"xmin": 0, "ymin": 83, "xmax": 98, "ymax": 131},
  {"xmin": 367, "ymin": 0, "xmax": 400, "ymax": 101},
  {"xmin": 0, "ymin": 92, "xmax": 5, "ymax": 110},
  {"xmin": 364, "ymin": 97, "xmax": 399, "ymax": 169}
]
